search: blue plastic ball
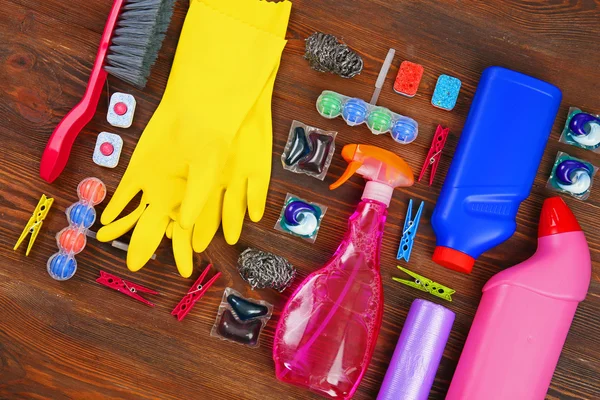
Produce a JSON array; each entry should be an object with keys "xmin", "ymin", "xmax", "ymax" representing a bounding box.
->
[
  {"xmin": 391, "ymin": 117, "xmax": 418, "ymax": 144},
  {"xmin": 68, "ymin": 203, "xmax": 96, "ymax": 228},
  {"xmin": 47, "ymin": 253, "xmax": 77, "ymax": 281},
  {"xmin": 342, "ymin": 98, "xmax": 369, "ymax": 126}
]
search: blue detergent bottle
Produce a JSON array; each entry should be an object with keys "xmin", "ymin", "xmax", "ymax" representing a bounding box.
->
[{"xmin": 431, "ymin": 66, "xmax": 562, "ymax": 274}]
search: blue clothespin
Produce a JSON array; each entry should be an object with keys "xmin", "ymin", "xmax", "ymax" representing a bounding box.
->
[{"xmin": 396, "ymin": 199, "xmax": 424, "ymax": 262}]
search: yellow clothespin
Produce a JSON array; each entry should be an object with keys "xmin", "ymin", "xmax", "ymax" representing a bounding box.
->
[
  {"xmin": 393, "ymin": 266, "xmax": 456, "ymax": 302},
  {"xmin": 14, "ymin": 194, "xmax": 54, "ymax": 256}
]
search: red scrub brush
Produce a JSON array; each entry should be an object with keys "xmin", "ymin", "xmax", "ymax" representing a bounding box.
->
[{"xmin": 40, "ymin": 0, "xmax": 175, "ymax": 183}]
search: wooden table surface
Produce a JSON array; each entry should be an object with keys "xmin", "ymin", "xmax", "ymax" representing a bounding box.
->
[{"xmin": 1, "ymin": 0, "xmax": 599, "ymax": 399}]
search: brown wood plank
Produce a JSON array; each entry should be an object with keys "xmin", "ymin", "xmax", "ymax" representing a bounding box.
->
[{"xmin": 1, "ymin": 0, "xmax": 599, "ymax": 398}]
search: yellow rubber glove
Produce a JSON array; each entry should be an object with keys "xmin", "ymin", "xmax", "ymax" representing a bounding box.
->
[
  {"xmin": 181, "ymin": 0, "xmax": 290, "ymax": 249},
  {"xmin": 165, "ymin": 0, "xmax": 292, "ymax": 276},
  {"xmin": 166, "ymin": 65, "xmax": 278, "ymax": 272},
  {"xmin": 97, "ymin": 0, "xmax": 288, "ymax": 277},
  {"xmin": 191, "ymin": 69, "xmax": 278, "ymax": 251},
  {"xmin": 167, "ymin": 1, "xmax": 291, "ymax": 272}
]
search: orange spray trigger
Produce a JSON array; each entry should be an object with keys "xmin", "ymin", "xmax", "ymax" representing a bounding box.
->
[
  {"xmin": 330, "ymin": 160, "xmax": 362, "ymax": 190},
  {"xmin": 330, "ymin": 144, "xmax": 414, "ymax": 189}
]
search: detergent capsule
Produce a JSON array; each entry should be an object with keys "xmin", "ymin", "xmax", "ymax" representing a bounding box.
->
[
  {"xmin": 275, "ymin": 194, "xmax": 326, "ymax": 243},
  {"xmin": 283, "ymin": 201, "xmax": 319, "ymax": 236},
  {"xmin": 560, "ymin": 107, "xmax": 600, "ymax": 152},
  {"xmin": 298, "ymin": 132, "xmax": 334, "ymax": 175},
  {"xmin": 570, "ymin": 112, "xmax": 600, "ymax": 146},
  {"xmin": 281, "ymin": 121, "xmax": 337, "ymax": 181},
  {"xmin": 284, "ymin": 126, "xmax": 311, "ymax": 166},
  {"xmin": 547, "ymin": 152, "xmax": 596, "ymax": 201},
  {"xmin": 227, "ymin": 294, "xmax": 269, "ymax": 321},
  {"xmin": 211, "ymin": 288, "xmax": 273, "ymax": 348},
  {"xmin": 217, "ymin": 309, "xmax": 262, "ymax": 346},
  {"xmin": 556, "ymin": 160, "xmax": 592, "ymax": 195}
]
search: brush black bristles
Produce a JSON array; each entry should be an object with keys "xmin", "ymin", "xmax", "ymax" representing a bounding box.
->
[{"xmin": 105, "ymin": 0, "xmax": 176, "ymax": 89}]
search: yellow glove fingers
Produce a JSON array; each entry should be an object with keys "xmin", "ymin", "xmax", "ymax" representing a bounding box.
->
[
  {"xmin": 247, "ymin": 170, "xmax": 270, "ymax": 223},
  {"xmin": 240, "ymin": 73, "xmax": 276, "ymax": 223},
  {"xmin": 100, "ymin": 178, "xmax": 142, "ymax": 225},
  {"xmin": 172, "ymin": 223, "xmax": 194, "ymax": 278},
  {"xmin": 222, "ymin": 177, "xmax": 248, "ymax": 245},
  {"xmin": 96, "ymin": 202, "xmax": 146, "ymax": 242},
  {"xmin": 126, "ymin": 204, "xmax": 170, "ymax": 272},
  {"xmin": 192, "ymin": 189, "xmax": 224, "ymax": 253},
  {"xmin": 179, "ymin": 152, "xmax": 220, "ymax": 230},
  {"xmin": 165, "ymin": 220, "xmax": 174, "ymax": 240}
]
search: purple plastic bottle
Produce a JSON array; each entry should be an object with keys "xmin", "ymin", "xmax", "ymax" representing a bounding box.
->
[{"xmin": 273, "ymin": 144, "xmax": 415, "ymax": 399}]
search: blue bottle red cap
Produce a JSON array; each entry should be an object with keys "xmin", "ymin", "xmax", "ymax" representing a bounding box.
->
[{"xmin": 432, "ymin": 247, "xmax": 475, "ymax": 274}]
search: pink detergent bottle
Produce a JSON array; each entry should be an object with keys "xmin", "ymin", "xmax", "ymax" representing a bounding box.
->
[
  {"xmin": 273, "ymin": 144, "xmax": 415, "ymax": 399},
  {"xmin": 446, "ymin": 197, "xmax": 592, "ymax": 400}
]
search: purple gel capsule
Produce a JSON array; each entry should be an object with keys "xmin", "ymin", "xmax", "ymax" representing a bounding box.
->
[{"xmin": 217, "ymin": 309, "xmax": 262, "ymax": 346}]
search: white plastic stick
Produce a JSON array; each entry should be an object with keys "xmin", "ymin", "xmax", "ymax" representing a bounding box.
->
[
  {"xmin": 86, "ymin": 230, "xmax": 156, "ymax": 260},
  {"xmin": 370, "ymin": 48, "xmax": 396, "ymax": 105}
]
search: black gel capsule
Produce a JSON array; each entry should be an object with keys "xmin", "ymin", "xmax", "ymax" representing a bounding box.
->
[
  {"xmin": 227, "ymin": 294, "xmax": 269, "ymax": 321},
  {"xmin": 285, "ymin": 126, "xmax": 311, "ymax": 166}
]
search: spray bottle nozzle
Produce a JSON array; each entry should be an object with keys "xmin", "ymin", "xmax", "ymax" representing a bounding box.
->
[{"xmin": 330, "ymin": 144, "xmax": 414, "ymax": 206}]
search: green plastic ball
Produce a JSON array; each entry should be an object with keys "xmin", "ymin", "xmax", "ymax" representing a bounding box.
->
[
  {"xmin": 367, "ymin": 107, "xmax": 393, "ymax": 134},
  {"xmin": 317, "ymin": 91, "xmax": 343, "ymax": 118}
]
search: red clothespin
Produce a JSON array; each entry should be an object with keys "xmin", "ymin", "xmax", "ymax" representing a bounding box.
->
[
  {"xmin": 96, "ymin": 270, "xmax": 159, "ymax": 307},
  {"xmin": 419, "ymin": 125, "xmax": 450, "ymax": 186},
  {"xmin": 171, "ymin": 264, "xmax": 221, "ymax": 321}
]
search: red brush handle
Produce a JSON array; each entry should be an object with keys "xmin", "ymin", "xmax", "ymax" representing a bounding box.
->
[{"xmin": 40, "ymin": 0, "xmax": 124, "ymax": 183}]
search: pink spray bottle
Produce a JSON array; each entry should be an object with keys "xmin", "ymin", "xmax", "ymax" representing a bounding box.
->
[
  {"xmin": 446, "ymin": 197, "xmax": 592, "ymax": 400},
  {"xmin": 273, "ymin": 144, "xmax": 415, "ymax": 399}
]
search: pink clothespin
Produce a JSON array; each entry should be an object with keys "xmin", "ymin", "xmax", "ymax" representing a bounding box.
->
[
  {"xmin": 172, "ymin": 264, "xmax": 221, "ymax": 321},
  {"xmin": 96, "ymin": 270, "xmax": 159, "ymax": 307},
  {"xmin": 419, "ymin": 125, "xmax": 450, "ymax": 186}
]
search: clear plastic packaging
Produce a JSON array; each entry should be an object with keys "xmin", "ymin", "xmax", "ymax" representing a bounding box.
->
[
  {"xmin": 547, "ymin": 151, "xmax": 597, "ymax": 200},
  {"xmin": 281, "ymin": 120, "xmax": 336, "ymax": 180},
  {"xmin": 559, "ymin": 107, "xmax": 600, "ymax": 152},
  {"xmin": 47, "ymin": 177, "xmax": 107, "ymax": 280},
  {"xmin": 275, "ymin": 193, "xmax": 327, "ymax": 243},
  {"xmin": 316, "ymin": 90, "xmax": 418, "ymax": 144},
  {"xmin": 211, "ymin": 288, "xmax": 273, "ymax": 348}
]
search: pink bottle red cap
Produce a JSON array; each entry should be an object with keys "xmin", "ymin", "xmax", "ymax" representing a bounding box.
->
[{"xmin": 538, "ymin": 196, "xmax": 582, "ymax": 237}]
